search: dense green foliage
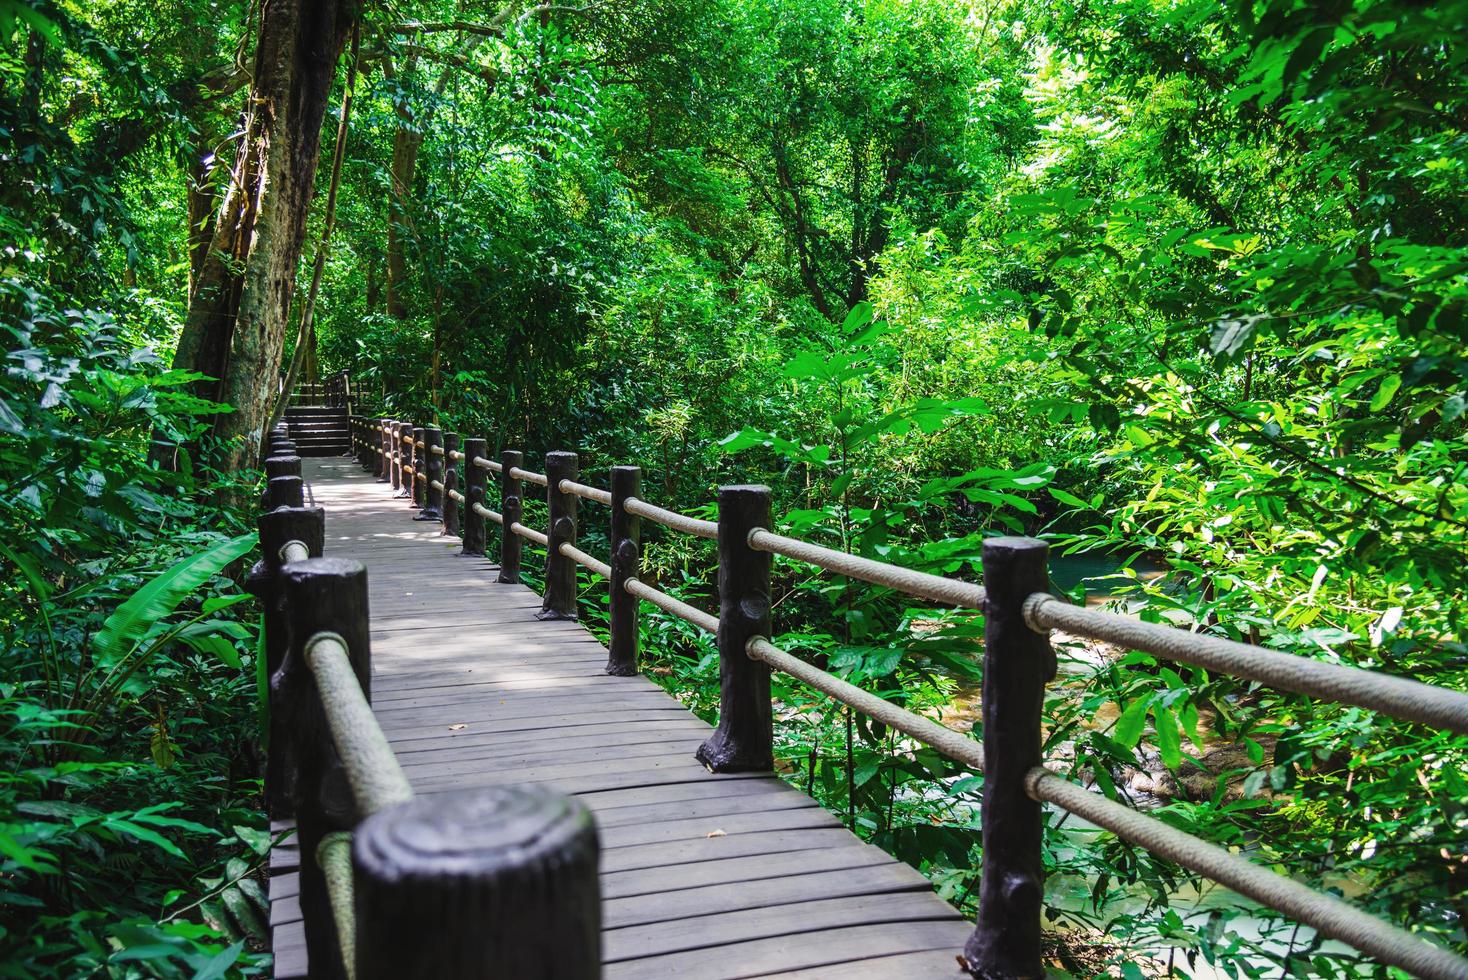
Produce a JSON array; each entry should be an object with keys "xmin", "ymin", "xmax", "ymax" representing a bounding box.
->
[{"xmin": 4, "ymin": 0, "xmax": 1467, "ymax": 974}]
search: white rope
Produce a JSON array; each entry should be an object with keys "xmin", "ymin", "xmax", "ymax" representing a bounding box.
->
[
  {"xmin": 748, "ymin": 637, "xmax": 984, "ymax": 771},
  {"xmin": 510, "ymin": 466, "xmax": 549, "ymax": 487},
  {"xmin": 511, "ymin": 522, "xmax": 548, "ymax": 546},
  {"xmin": 472, "ymin": 456, "xmax": 502, "ymax": 472},
  {"xmin": 430, "ymin": 480, "xmax": 444, "ymax": 491},
  {"xmin": 448, "ymin": 488, "xmax": 465, "ymax": 503},
  {"xmin": 430, "ymin": 444, "xmax": 444, "ymax": 456},
  {"xmin": 472, "ymin": 502, "xmax": 503, "ymax": 524},
  {"xmin": 279, "ymin": 540, "xmax": 310, "ymax": 564},
  {"xmin": 305, "ymin": 633, "xmax": 414, "ymax": 817},
  {"xmin": 1028, "ymin": 769, "xmax": 1468, "ymax": 980},
  {"xmin": 1027, "ymin": 597, "xmax": 1468, "ymax": 735},
  {"xmin": 559, "ymin": 542, "xmax": 610, "ymax": 578},
  {"xmin": 624, "ymin": 497, "xmax": 717, "ymax": 539},
  {"xmin": 559, "ymin": 478, "xmax": 612, "ymax": 505},
  {"xmin": 623, "ymin": 577, "xmax": 718, "ymax": 633},
  {"xmin": 447, "ymin": 449, "xmax": 463, "ymax": 461},
  {"xmin": 748, "ymin": 529, "xmax": 986, "ymax": 610}
]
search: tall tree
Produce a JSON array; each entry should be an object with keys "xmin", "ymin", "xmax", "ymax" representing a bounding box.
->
[{"xmin": 172, "ymin": 0, "xmax": 357, "ymax": 474}]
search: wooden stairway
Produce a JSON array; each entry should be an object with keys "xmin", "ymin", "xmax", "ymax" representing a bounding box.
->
[{"xmin": 284, "ymin": 405, "xmax": 350, "ymax": 457}]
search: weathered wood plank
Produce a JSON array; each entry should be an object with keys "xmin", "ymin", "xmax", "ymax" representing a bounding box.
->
[
  {"xmin": 602, "ymin": 921, "xmax": 975, "ymax": 978},
  {"xmin": 604, "ymin": 893, "xmax": 963, "ymax": 963}
]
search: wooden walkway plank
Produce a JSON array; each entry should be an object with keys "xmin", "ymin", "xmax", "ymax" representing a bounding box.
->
[{"xmin": 268, "ymin": 457, "xmax": 971, "ymax": 978}]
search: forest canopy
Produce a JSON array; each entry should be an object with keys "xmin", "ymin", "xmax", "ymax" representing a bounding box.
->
[{"xmin": 2, "ymin": 0, "xmax": 1466, "ymax": 975}]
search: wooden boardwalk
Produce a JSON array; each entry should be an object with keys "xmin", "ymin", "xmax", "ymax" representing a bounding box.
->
[{"xmin": 269, "ymin": 457, "xmax": 972, "ymax": 978}]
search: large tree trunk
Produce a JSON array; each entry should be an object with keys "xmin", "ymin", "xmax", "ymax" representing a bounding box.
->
[
  {"xmin": 384, "ymin": 54, "xmax": 422, "ymax": 320},
  {"xmin": 172, "ymin": 0, "xmax": 356, "ymax": 475}
]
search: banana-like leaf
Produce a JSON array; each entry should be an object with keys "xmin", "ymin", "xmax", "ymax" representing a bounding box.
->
[{"xmin": 90, "ymin": 532, "xmax": 258, "ymax": 668}]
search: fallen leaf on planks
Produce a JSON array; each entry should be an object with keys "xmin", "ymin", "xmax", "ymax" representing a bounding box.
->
[
  {"xmin": 448, "ymin": 724, "xmax": 467, "ymax": 731},
  {"xmin": 706, "ymin": 829, "xmax": 727, "ymax": 838}
]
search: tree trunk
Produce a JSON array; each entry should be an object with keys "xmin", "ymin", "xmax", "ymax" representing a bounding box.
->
[
  {"xmin": 171, "ymin": 0, "xmax": 356, "ymax": 476},
  {"xmin": 384, "ymin": 54, "xmax": 422, "ymax": 320}
]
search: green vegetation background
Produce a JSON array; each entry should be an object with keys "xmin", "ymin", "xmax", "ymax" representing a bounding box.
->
[{"xmin": 2, "ymin": 0, "xmax": 1466, "ymax": 975}]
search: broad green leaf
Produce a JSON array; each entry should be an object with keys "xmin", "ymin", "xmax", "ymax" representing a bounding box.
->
[
  {"xmin": 92, "ymin": 532, "xmax": 258, "ymax": 666},
  {"xmin": 1113, "ymin": 697, "xmax": 1150, "ymax": 749}
]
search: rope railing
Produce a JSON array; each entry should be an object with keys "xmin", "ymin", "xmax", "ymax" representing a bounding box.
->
[
  {"xmin": 748, "ymin": 527, "xmax": 986, "ymax": 610},
  {"xmin": 338, "ymin": 414, "xmax": 1468, "ymax": 979},
  {"xmin": 1026, "ymin": 769, "xmax": 1468, "ymax": 980},
  {"xmin": 306, "ymin": 632, "xmax": 413, "ymax": 814},
  {"xmin": 624, "ymin": 577, "xmax": 719, "ymax": 635},
  {"xmin": 512, "ymin": 522, "xmax": 548, "ymax": 546},
  {"xmin": 624, "ymin": 496, "xmax": 717, "ymax": 539},
  {"xmin": 559, "ymin": 478, "xmax": 612, "ymax": 506},
  {"xmin": 431, "ymin": 444, "xmax": 444, "ymax": 456},
  {"xmin": 430, "ymin": 479, "xmax": 444, "ymax": 492},
  {"xmin": 510, "ymin": 465, "xmax": 548, "ymax": 487},
  {"xmin": 1027, "ymin": 596, "xmax": 1468, "ymax": 735},
  {"xmin": 317, "ymin": 833, "xmax": 356, "ymax": 980},
  {"xmin": 748, "ymin": 636, "xmax": 985, "ymax": 769},
  {"xmin": 746, "ymin": 633, "xmax": 1467, "ymax": 980},
  {"xmin": 560, "ymin": 541, "xmax": 610, "ymax": 578}
]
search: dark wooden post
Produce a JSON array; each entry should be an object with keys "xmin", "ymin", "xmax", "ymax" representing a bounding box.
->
[
  {"xmin": 271, "ymin": 438, "xmax": 297, "ymax": 458},
  {"xmin": 410, "ymin": 427, "xmax": 425, "ymax": 508},
  {"xmin": 357, "ymin": 418, "xmax": 373, "ymax": 469},
  {"xmin": 276, "ymin": 557, "xmax": 371, "ymax": 980},
  {"xmin": 498, "ymin": 449, "xmax": 524, "ymax": 584},
  {"xmin": 266, "ymin": 455, "xmax": 301, "ymax": 481},
  {"xmin": 267, "ymin": 475, "xmax": 304, "ymax": 510},
  {"xmin": 961, "ymin": 537, "xmax": 1055, "ymax": 979},
  {"xmin": 416, "ymin": 427, "xmax": 444, "ymax": 522},
  {"xmin": 537, "ymin": 451, "xmax": 578, "ymax": 621},
  {"xmin": 696, "ymin": 485, "xmax": 774, "ymax": 773},
  {"xmin": 390, "ymin": 422, "xmax": 404, "ymax": 494},
  {"xmin": 353, "ymin": 784, "xmax": 601, "ymax": 979},
  {"xmin": 442, "ymin": 432, "xmax": 460, "ymax": 537},
  {"xmin": 376, "ymin": 419, "xmax": 391, "ymax": 482},
  {"xmin": 607, "ymin": 465, "xmax": 641, "ymax": 676},
  {"xmin": 261, "ymin": 455, "xmax": 302, "ymax": 511},
  {"xmin": 246, "ymin": 505, "xmax": 325, "ymax": 818},
  {"xmin": 461, "ymin": 438, "xmax": 488, "ymax": 557}
]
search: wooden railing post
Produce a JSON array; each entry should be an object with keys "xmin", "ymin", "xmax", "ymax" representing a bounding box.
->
[
  {"xmin": 376, "ymin": 419, "xmax": 391, "ymax": 483},
  {"xmin": 410, "ymin": 427, "xmax": 425, "ymax": 509},
  {"xmin": 353, "ymin": 784, "xmax": 601, "ymax": 979},
  {"xmin": 417, "ymin": 427, "xmax": 444, "ymax": 522},
  {"xmin": 390, "ymin": 422, "xmax": 405, "ymax": 495},
  {"xmin": 696, "ymin": 484, "xmax": 774, "ymax": 772},
  {"xmin": 962, "ymin": 536, "xmax": 1055, "ymax": 979},
  {"xmin": 247, "ymin": 503, "xmax": 324, "ymax": 817},
  {"xmin": 461, "ymin": 438, "xmax": 489, "ymax": 557},
  {"xmin": 261, "ymin": 454, "xmax": 301, "ymax": 510},
  {"xmin": 498, "ymin": 450, "xmax": 524, "ymax": 584},
  {"xmin": 607, "ymin": 465, "xmax": 641, "ymax": 675},
  {"xmin": 442, "ymin": 431, "xmax": 460, "ymax": 538},
  {"xmin": 277, "ymin": 556, "xmax": 372, "ymax": 980},
  {"xmin": 267, "ymin": 474, "xmax": 305, "ymax": 510},
  {"xmin": 538, "ymin": 451, "xmax": 579, "ymax": 621}
]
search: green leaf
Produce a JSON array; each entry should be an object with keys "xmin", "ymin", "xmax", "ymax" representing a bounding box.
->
[
  {"xmin": 1154, "ymin": 704, "xmax": 1183, "ymax": 771},
  {"xmin": 91, "ymin": 532, "xmax": 258, "ymax": 666},
  {"xmin": 1369, "ymin": 374, "xmax": 1402, "ymax": 411},
  {"xmin": 1113, "ymin": 697, "xmax": 1150, "ymax": 749}
]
